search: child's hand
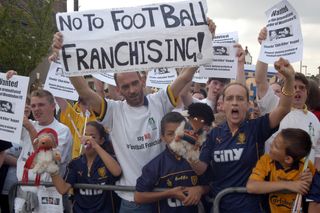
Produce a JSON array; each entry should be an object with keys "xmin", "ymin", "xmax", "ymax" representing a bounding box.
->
[
  {"xmin": 54, "ymin": 151, "xmax": 61, "ymax": 162},
  {"xmin": 168, "ymin": 186, "xmax": 187, "ymax": 202},
  {"xmin": 182, "ymin": 186, "xmax": 203, "ymax": 206},
  {"xmin": 299, "ymin": 168, "xmax": 313, "ymax": 185},
  {"xmin": 287, "ymin": 180, "xmax": 310, "ymax": 195}
]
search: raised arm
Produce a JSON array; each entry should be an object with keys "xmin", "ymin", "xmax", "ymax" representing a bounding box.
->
[
  {"xmin": 235, "ymin": 44, "xmax": 246, "ymax": 85},
  {"xmin": 255, "ymin": 27, "xmax": 270, "ymax": 99},
  {"xmin": 83, "ymin": 136, "xmax": 121, "ymax": 177},
  {"xmin": 50, "ymin": 32, "xmax": 103, "ymax": 115},
  {"xmin": 268, "ymin": 58, "xmax": 294, "ymax": 128},
  {"xmin": 170, "ymin": 18, "xmax": 216, "ymax": 99}
]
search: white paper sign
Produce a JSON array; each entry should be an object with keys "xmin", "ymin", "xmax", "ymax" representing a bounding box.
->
[
  {"xmin": 199, "ymin": 32, "xmax": 239, "ymax": 79},
  {"xmin": 192, "ymin": 68, "xmax": 208, "ymax": 83},
  {"xmin": 0, "ymin": 73, "xmax": 29, "ymax": 144},
  {"xmin": 56, "ymin": 0, "xmax": 213, "ymax": 76},
  {"xmin": 146, "ymin": 68, "xmax": 177, "ymax": 89},
  {"xmin": 37, "ymin": 186, "xmax": 63, "ymax": 213},
  {"xmin": 92, "ymin": 73, "xmax": 116, "ymax": 86},
  {"xmin": 44, "ymin": 61, "xmax": 79, "ymax": 101},
  {"xmin": 258, "ymin": 0, "xmax": 303, "ymax": 63}
]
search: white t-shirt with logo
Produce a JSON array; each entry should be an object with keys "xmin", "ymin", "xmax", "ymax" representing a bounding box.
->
[{"xmin": 101, "ymin": 88, "xmax": 175, "ymax": 201}]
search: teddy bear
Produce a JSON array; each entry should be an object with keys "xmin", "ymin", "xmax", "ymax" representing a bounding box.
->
[
  {"xmin": 169, "ymin": 103, "xmax": 214, "ymax": 162},
  {"xmin": 22, "ymin": 128, "xmax": 61, "ymax": 185}
]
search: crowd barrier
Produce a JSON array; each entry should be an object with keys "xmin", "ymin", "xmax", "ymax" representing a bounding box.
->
[{"xmin": 8, "ymin": 182, "xmax": 247, "ymax": 213}]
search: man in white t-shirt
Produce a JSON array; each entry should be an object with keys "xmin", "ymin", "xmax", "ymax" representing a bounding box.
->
[
  {"xmin": 255, "ymin": 27, "xmax": 320, "ymax": 170},
  {"xmin": 14, "ymin": 88, "xmax": 72, "ymax": 212},
  {"xmin": 51, "ymin": 19, "xmax": 217, "ymax": 213}
]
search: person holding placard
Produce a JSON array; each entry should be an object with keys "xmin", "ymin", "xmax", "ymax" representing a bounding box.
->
[
  {"xmin": 255, "ymin": 27, "xmax": 320, "ymax": 170},
  {"xmin": 51, "ymin": 18, "xmax": 216, "ymax": 213},
  {"xmin": 180, "ymin": 44, "xmax": 246, "ymax": 112},
  {"xmin": 6, "ymin": 70, "xmax": 73, "ymax": 213},
  {"xmin": 190, "ymin": 57, "xmax": 295, "ymax": 212}
]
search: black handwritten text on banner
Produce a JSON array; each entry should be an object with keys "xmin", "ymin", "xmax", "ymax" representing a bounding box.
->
[{"xmin": 56, "ymin": 0, "xmax": 213, "ymax": 76}]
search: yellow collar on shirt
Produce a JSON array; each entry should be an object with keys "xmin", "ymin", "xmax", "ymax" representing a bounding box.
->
[{"xmin": 292, "ymin": 104, "xmax": 308, "ymax": 114}]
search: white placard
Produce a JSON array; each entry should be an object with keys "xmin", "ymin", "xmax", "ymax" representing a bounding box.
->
[
  {"xmin": 258, "ymin": 0, "xmax": 303, "ymax": 64},
  {"xmin": 56, "ymin": 0, "xmax": 213, "ymax": 76},
  {"xmin": 146, "ymin": 68, "xmax": 177, "ymax": 89},
  {"xmin": 199, "ymin": 32, "xmax": 239, "ymax": 79},
  {"xmin": 0, "ymin": 73, "xmax": 29, "ymax": 144},
  {"xmin": 44, "ymin": 61, "xmax": 79, "ymax": 101},
  {"xmin": 92, "ymin": 73, "xmax": 116, "ymax": 86},
  {"xmin": 192, "ymin": 68, "xmax": 208, "ymax": 83},
  {"xmin": 37, "ymin": 186, "xmax": 63, "ymax": 213}
]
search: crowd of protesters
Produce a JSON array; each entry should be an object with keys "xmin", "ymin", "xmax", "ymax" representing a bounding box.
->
[{"xmin": 1, "ymin": 17, "xmax": 320, "ymax": 213}]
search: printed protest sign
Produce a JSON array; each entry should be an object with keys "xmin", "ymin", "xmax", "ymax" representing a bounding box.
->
[
  {"xmin": 146, "ymin": 68, "xmax": 177, "ymax": 89},
  {"xmin": 56, "ymin": 0, "xmax": 213, "ymax": 76},
  {"xmin": 44, "ymin": 61, "xmax": 79, "ymax": 101},
  {"xmin": 0, "ymin": 73, "xmax": 29, "ymax": 144},
  {"xmin": 199, "ymin": 32, "xmax": 238, "ymax": 79},
  {"xmin": 192, "ymin": 68, "xmax": 208, "ymax": 83},
  {"xmin": 258, "ymin": 0, "xmax": 303, "ymax": 63},
  {"xmin": 92, "ymin": 73, "xmax": 116, "ymax": 86}
]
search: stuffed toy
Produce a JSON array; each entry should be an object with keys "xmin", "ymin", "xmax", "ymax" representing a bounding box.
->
[
  {"xmin": 22, "ymin": 128, "xmax": 61, "ymax": 185},
  {"xmin": 169, "ymin": 103, "xmax": 214, "ymax": 162},
  {"xmin": 169, "ymin": 120, "xmax": 207, "ymax": 162}
]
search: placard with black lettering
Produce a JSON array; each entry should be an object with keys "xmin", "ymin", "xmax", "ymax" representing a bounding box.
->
[
  {"xmin": 0, "ymin": 73, "xmax": 29, "ymax": 144},
  {"xmin": 44, "ymin": 61, "xmax": 79, "ymax": 101},
  {"xmin": 258, "ymin": 0, "xmax": 303, "ymax": 63},
  {"xmin": 199, "ymin": 31, "xmax": 238, "ymax": 79},
  {"xmin": 56, "ymin": 0, "xmax": 213, "ymax": 76}
]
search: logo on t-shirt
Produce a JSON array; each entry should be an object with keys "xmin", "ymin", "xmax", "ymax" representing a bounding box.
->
[
  {"xmin": 148, "ymin": 117, "xmax": 157, "ymax": 131},
  {"xmin": 213, "ymin": 148, "xmax": 244, "ymax": 162},
  {"xmin": 236, "ymin": 133, "xmax": 246, "ymax": 144}
]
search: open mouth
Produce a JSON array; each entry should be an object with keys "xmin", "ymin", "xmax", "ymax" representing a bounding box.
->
[
  {"xmin": 231, "ymin": 109, "xmax": 239, "ymax": 118},
  {"xmin": 294, "ymin": 94, "xmax": 301, "ymax": 100}
]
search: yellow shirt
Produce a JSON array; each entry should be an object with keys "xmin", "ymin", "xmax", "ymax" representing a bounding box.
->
[
  {"xmin": 60, "ymin": 102, "xmax": 97, "ymax": 159},
  {"xmin": 249, "ymin": 154, "xmax": 315, "ymax": 213}
]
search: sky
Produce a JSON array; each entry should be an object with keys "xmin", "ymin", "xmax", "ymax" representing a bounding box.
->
[{"xmin": 67, "ymin": 0, "xmax": 320, "ymax": 76}]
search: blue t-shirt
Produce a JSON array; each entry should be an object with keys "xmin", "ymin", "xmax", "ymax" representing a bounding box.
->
[
  {"xmin": 65, "ymin": 154, "xmax": 119, "ymax": 213},
  {"xmin": 136, "ymin": 147, "xmax": 208, "ymax": 213},
  {"xmin": 307, "ymin": 171, "xmax": 320, "ymax": 202},
  {"xmin": 200, "ymin": 114, "xmax": 277, "ymax": 213}
]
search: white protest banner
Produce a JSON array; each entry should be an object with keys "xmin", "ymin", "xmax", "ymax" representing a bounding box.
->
[
  {"xmin": 146, "ymin": 68, "xmax": 177, "ymax": 89},
  {"xmin": 0, "ymin": 73, "xmax": 29, "ymax": 144},
  {"xmin": 258, "ymin": 0, "xmax": 303, "ymax": 64},
  {"xmin": 92, "ymin": 73, "xmax": 116, "ymax": 86},
  {"xmin": 199, "ymin": 32, "xmax": 238, "ymax": 79},
  {"xmin": 56, "ymin": 0, "xmax": 213, "ymax": 76},
  {"xmin": 44, "ymin": 61, "xmax": 79, "ymax": 101},
  {"xmin": 192, "ymin": 68, "xmax": 208, "ymax": 83}
]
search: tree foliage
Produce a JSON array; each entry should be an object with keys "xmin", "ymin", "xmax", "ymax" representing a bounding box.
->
[{"xmin": 0, "ymin": 0, "xmax": 56, "ymax": 76}]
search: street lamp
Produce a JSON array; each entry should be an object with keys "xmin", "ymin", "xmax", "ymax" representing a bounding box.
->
[
  {"xmin": 244, "ymin": 46, "xmax": 252, "ymax": 65},
  {"xmin": 302, "ymin": 65, "xmax": 307, "ymax": 76}
]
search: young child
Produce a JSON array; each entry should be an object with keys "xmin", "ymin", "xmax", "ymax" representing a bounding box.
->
[
  {"xmin": 246, "ymin": 128, "xmax": 315, "ymax": 213},
  {"xmin": 134, "ymin": 112, "xmax": 209, "ymax": 213},
  {"xmin": 50, "ymin": 121, "xmax": 121, "ymax": 213}
]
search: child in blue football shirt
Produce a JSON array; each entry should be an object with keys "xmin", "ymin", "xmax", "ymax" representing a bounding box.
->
[
  {"xmin": 134, "ymin": 112, "xmax": 210, "ymax": 213},
  {"xmin": 51, "ymin": 121, "xmax": 121, "ymax": 213}
]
